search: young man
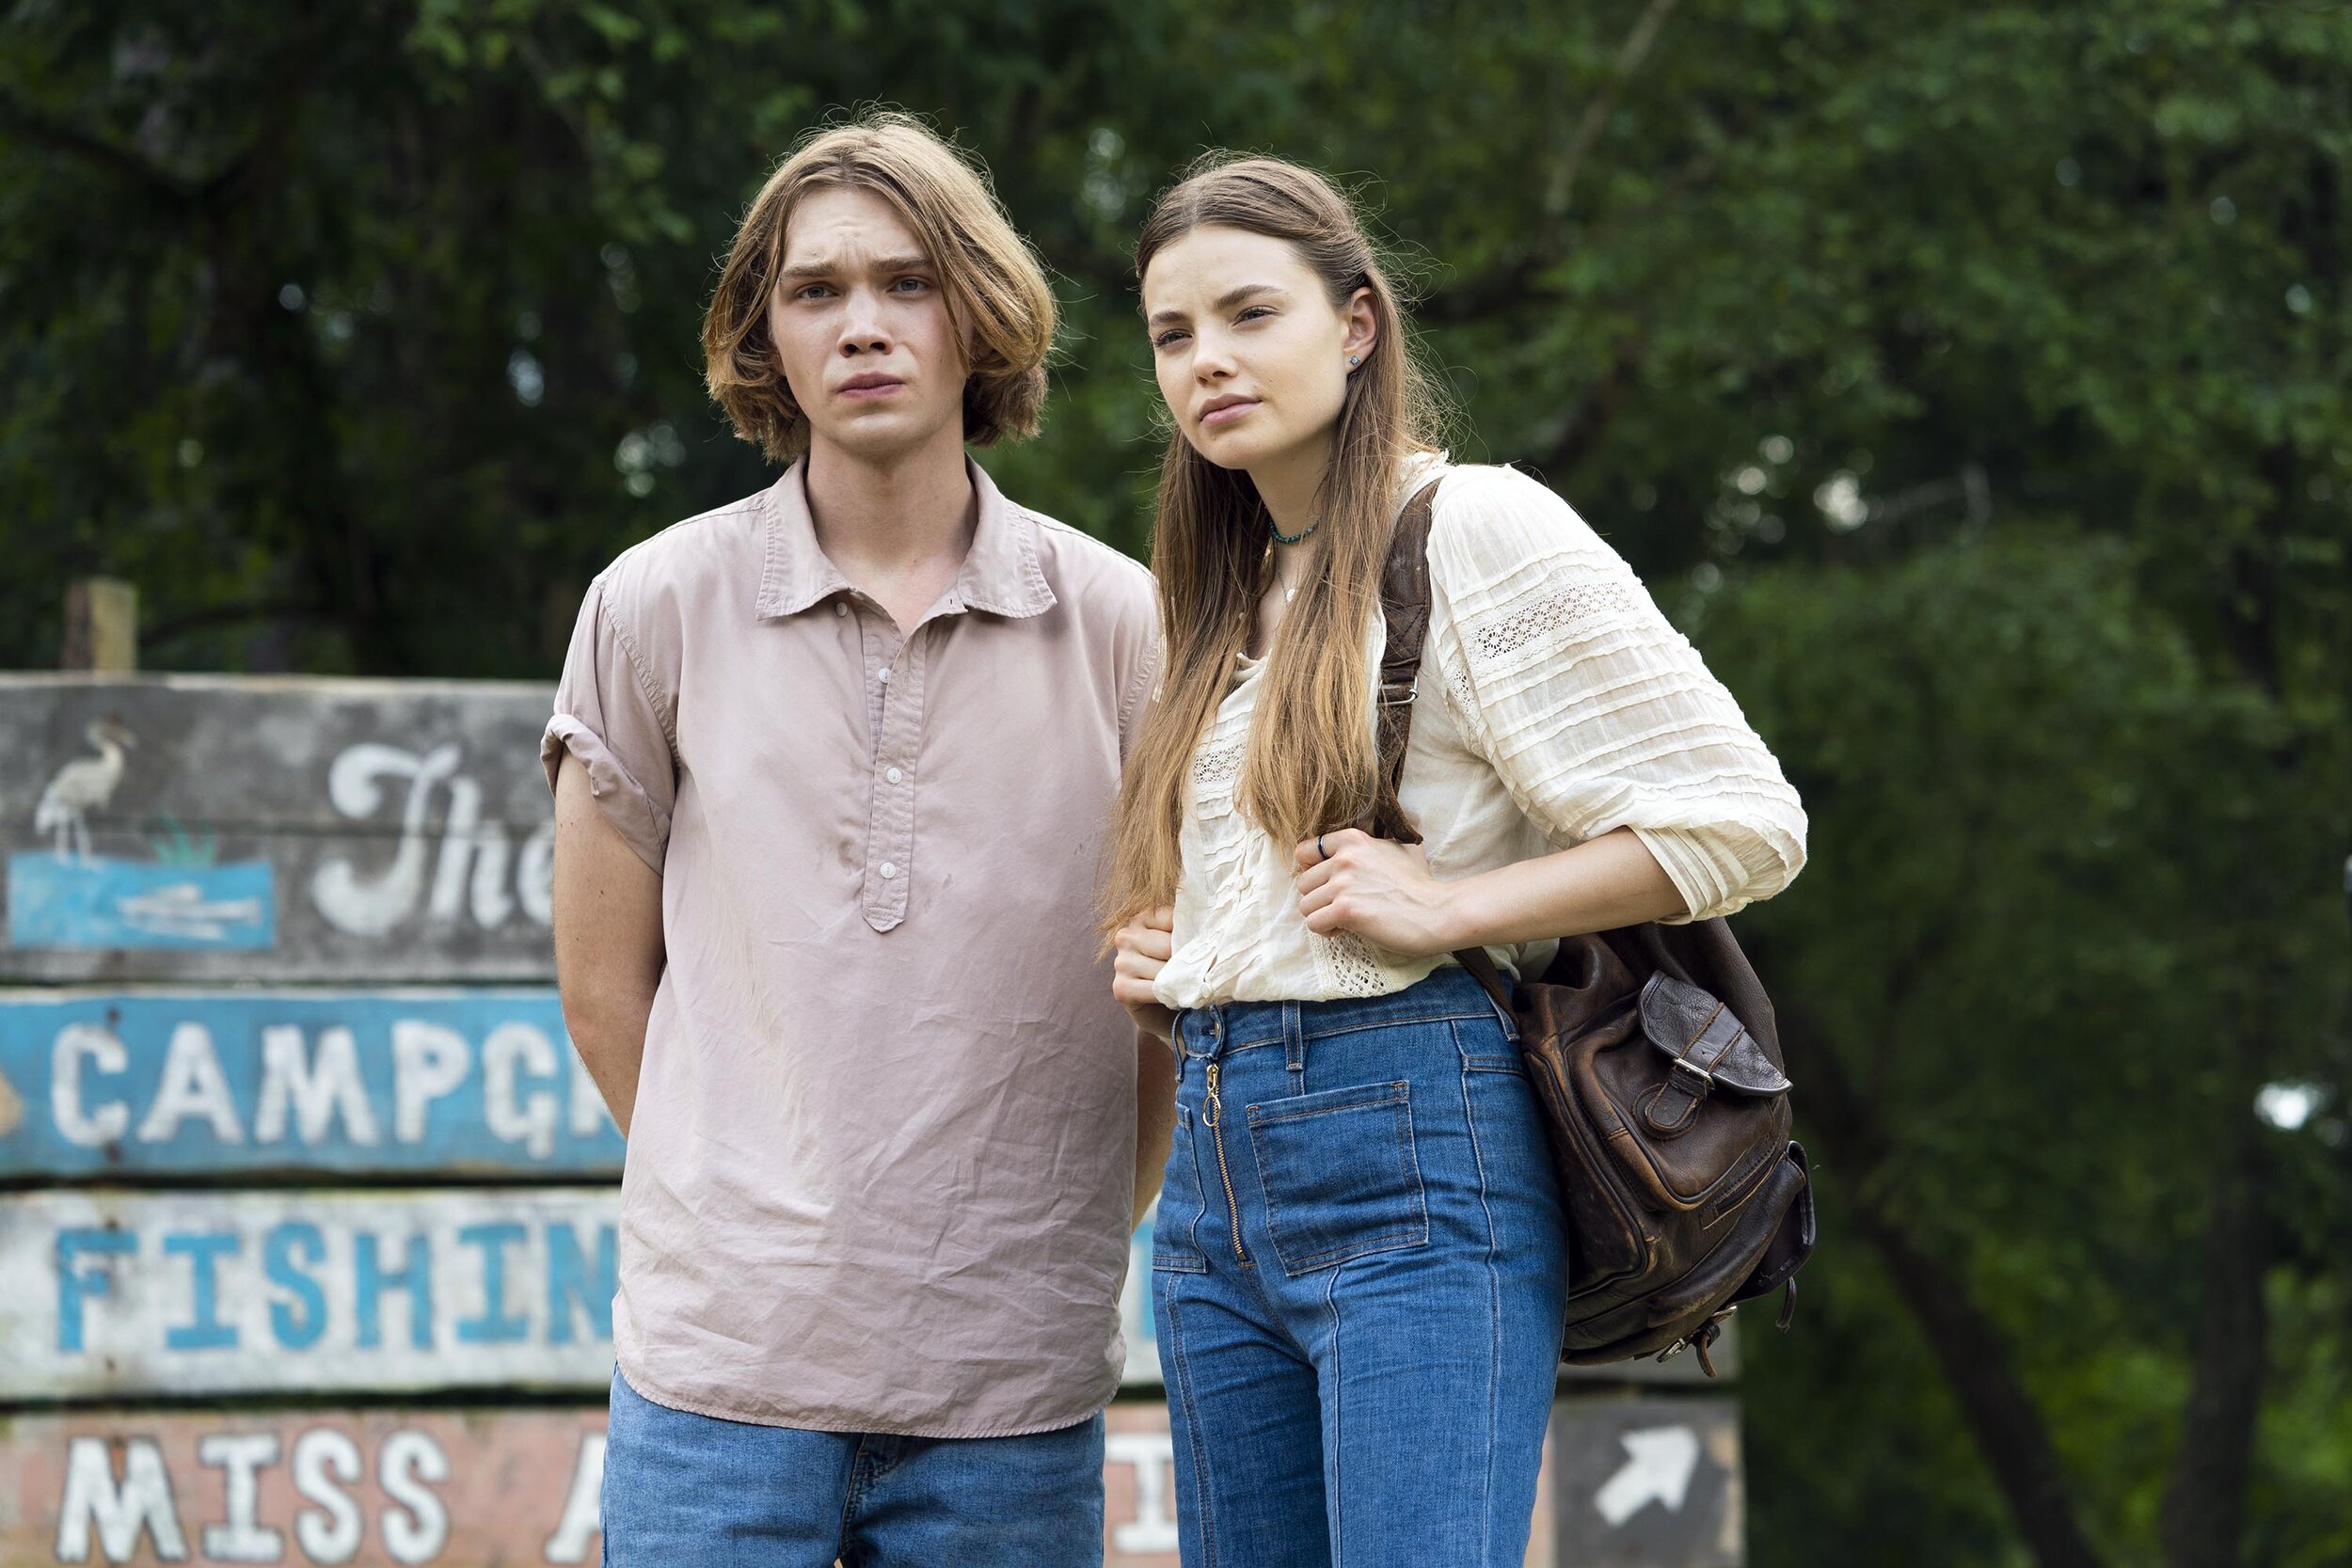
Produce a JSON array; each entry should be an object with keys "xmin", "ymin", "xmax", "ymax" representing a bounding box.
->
[{"xmin": 544, "ymin": 113, "xmax": 1169, "ymax": 1565}]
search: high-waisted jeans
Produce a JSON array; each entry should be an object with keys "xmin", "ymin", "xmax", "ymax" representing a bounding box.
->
[{"xmin": 1152, "ymin": 966, "xmax": 1569, "ymax": 1568}]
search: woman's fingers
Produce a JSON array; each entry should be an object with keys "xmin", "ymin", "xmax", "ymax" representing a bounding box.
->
[
  {"xmin": 1293, "ymin": 828, "xmax": 1373, "ymax": 872},
  {"xmin": 1119, "ymin": 927, "xmax": 1174, "ymax": 962}
]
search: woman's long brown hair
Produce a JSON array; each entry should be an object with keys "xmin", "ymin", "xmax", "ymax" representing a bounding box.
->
[{"xmin": 1104, "ymin": 156, "xmax": 1447, "ymax": 933}]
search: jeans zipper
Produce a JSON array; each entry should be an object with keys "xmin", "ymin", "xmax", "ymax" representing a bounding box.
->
[{"xmin": 1202, "ymin": 1060, "xmax": 1250, "ymax": 1267}]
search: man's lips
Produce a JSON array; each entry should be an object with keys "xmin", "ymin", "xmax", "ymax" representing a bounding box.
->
[
  {"xmin": 836, "ymin": 375, "xmax": 906, "ymax": 401},
  {"xmin": 1199, "ymin": 397, "xmax": 1259, "ymax": 428}
]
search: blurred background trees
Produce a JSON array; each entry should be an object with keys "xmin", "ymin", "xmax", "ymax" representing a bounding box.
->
[{"xmin": 4, "ymin": 1, "xmax": 2347, "ymax": 1562}]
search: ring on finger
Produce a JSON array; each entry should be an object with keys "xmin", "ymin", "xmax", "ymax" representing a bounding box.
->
[{"xmin": 1316, "ymin": 832, "xmax": 1328, "ymax": 863}]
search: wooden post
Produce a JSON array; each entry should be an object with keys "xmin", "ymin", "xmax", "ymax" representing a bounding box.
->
[{"xmin": 59, "ymin": 577, "xmax": 137, "ymax": 673}]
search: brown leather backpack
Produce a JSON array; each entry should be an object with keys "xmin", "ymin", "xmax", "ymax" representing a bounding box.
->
[{"xmin": 1368, "ymin": 477, "xmax": 1816, "ymax": 1375}]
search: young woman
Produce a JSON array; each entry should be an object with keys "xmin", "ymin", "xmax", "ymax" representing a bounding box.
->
[{"xmin": 1106, "ymin": 157, "xmax": 1808, "ymax": 1568}]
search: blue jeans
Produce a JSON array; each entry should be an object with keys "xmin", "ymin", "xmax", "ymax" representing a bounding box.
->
[
  {"xmin": 1152, "ymin": 967, "xmax": 1568, "ymax": 1568},
  {"xmin": 602, "ymin": 1369, "xmax": 1105, "ymax": 1567}
]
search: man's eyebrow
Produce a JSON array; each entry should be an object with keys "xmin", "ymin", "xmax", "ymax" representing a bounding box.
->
[
  {"xmin": 778, "ymin": 253, "xmax": 936, "ymax": 281},
  {"xmin": 1145, "ymin": 282, "xmax": 1289, "ymax": 327}
]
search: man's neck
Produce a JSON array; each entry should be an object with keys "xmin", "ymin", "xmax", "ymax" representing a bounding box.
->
[{"xmin": 803, "ymin": 425, "xmax": 977, "ymax": 581}]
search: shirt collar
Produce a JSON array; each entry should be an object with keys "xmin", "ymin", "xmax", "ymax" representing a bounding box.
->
[{"xmin": 755, "ymin": 457, "xmax": 1057, "ymax": 622}]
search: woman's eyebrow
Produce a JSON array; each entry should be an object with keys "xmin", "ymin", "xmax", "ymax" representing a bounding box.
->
[{"xmin": 1146, "ymin": 282, "xmax": 1289, "ymax": 326}]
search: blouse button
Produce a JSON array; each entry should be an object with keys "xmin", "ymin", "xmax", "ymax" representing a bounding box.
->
[
  {"xmin": 886, "ymin": 767, "xmax": 904, "ymax": 784},
  {"xmin": 878, "ymin": 668, "xmax": 892, "ymax": 685},
  {"xmin": 879, "ymin": 862, "xmax": 898, "ymax": 879},
  {"xmin": 834, "ymin": 601, "xmax": 848, "ymax": 617}
]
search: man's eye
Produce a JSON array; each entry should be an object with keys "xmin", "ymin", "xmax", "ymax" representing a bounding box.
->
[
  {"xmin": 893, "ymin": 277, "xmax": 931, "ymax": 293},
  {"xmin": 796, "ymin": 283, "xmax": 834, "ymax": 301}
]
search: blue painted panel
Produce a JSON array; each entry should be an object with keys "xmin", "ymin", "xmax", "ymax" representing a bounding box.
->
[
  {"xmin": 7, "ymin": 854, "xmax": 274, "ymax": 951},
  {"xmin": 0, "ymin": 990, "xmax": 622, "ymax": 1177}
]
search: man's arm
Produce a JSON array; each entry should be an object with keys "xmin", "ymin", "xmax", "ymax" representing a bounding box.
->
[
  {"xmin": 552, "ymin": 752, "xmax": 665, "ymax": 1137},
  {"xmin": 1132, "ymin": 1030, "xmax": 1177, "ymax": 1231}
]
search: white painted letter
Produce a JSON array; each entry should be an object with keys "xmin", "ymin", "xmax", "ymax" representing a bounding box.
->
[
  {"xmin": 257, "ymin": 1025, "xmax": 381, "ymax": 1147},
  {"xmin": 292, "ymin": 1428, "xmax": 364, "ymax": 1564},
  {"xmin": 310, "ymin": 743, "xmax": 461, "ymax": 938},
  {"xmin": 378, "ymin": 1431, "xmax": 451, "ymax": 1565},
  {"xmin": 516, "ymin": 818, "xmax": 556, "ymax": 927},
  {"xmin": 541, "ymin": 1433, "xmax": 605, "ymax": 1562},
  {"xmin": 484, "ymin": 1022, "xmax": 559, "ymax": 1159},
  {"xmin": 425, "ymin": 776, "xmax": 516, "ymax": 928},
  {"xmin": 56, "ymin": 1436, "xmax": 189, "ymax": 1563},
  {"xmin": 197, "ymin": 1433, "xmax": 282, "ymax": 1562},
  {"xmin": 390, "ymin": 1022, "xmax": 470, "ymax": 1144},
  {"xmin": 1106, "ymin": 1432, "xmax": 1181, "ymax": 1554},
  {"xmin": 52, "ymin": 1023, "xmax": 130, "ymax": 1148},
  {"xmin": 136, "ymin": 1023, "xmax": 245, "ymax": 1145},
  {"xmin": 569, "ymin": 1050, "xmax": 613, "ymax": 1140}
]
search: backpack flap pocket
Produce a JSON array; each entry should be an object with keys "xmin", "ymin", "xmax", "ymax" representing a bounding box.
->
[{"xmin": 1634, "ymin": 973, "xmax": 1789, "ymax": 1136}]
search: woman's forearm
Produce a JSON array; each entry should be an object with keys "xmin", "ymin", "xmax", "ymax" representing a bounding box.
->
[{"xmin": 1437, "ymin": 826, "xmax": 1689, "ymax": 950}]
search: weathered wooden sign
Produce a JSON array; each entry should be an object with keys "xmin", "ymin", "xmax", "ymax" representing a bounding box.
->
[
  {"xmin": 1, "ymin": 675, "xmax": 558, "ymax": 984},
  {"xmin": 0, "ymin": 990, "xmax": 620, "ymax": 1178},
  {"xmin": 1549, "ymin": 1395, "xmax": 1745, "ymax": 1566},
  {"xmin": 0, "ymin": 1399, "xmax": 1626, "ymax": 1566},
  {"xmin": 0, "ymin": 1189, "xmax": 1166, "ymax": 1399}
]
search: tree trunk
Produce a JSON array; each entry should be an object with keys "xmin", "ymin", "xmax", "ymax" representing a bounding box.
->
[
  {"xmin": 1801, "ymin": 1028, "xmax": 2109, "ymax": 1568},
  {"xmin": 2157, "ymin": 1015, "xmax": 2273, "ymax": 1568}
]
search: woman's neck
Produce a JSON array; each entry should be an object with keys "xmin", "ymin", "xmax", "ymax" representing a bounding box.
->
[{"xmin": 1248, "ymin": 439, "xmax": 1330, "ymax": 542}]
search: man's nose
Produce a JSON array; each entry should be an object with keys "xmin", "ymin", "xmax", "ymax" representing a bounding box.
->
[{"xmin": 836, "ymin": 287, "xmax": 892, "ymax": 355}]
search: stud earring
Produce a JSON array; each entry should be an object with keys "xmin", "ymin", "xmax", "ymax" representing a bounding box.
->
[{"xmin": 1348, "ymin": 354, "xmax": 1360, "ymax": 366}]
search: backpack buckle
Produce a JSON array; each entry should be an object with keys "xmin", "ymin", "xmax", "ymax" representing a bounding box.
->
[
  {"xmin": 1669, "ymin": 1056, "xmax": 1715, "ymax": 1097},
  {"xmin": 1376, "ymin": 679, "xmax": 1417, "ymax": 707}
]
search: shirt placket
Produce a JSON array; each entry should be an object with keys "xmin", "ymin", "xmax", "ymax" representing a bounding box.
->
[{"xmin": 860, "ymin": 617, "xmax": 929, "ymax": 932}]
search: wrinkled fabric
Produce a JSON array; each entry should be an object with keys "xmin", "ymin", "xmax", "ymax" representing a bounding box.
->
[{"xmin": 544, "ymin": 457, "xmax": 1160, "ymax": 1437}]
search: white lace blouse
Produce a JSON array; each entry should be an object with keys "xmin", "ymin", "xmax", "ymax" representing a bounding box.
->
[{"xmin": 1150, "ymin": 461, "xmax": 1808, "ymax": 1010}]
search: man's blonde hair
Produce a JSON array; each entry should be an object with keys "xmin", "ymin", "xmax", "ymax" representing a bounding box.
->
[{"xmin": 704, "ymin": 111, "xmax": 1057, "ymax": 463}]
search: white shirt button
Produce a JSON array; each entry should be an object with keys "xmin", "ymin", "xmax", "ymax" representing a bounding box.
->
[
  {"xmin": 878, "ymin": 668, "xmax": 892, "ymax": 684},
  {"xmin": 885, "ymin": 767, "xmax": 903, "ymax": 784},
  {"xmin": 834, "ymin": 601, "xmax": 847, "ymax": 617},
  {"xmin": 879, "ymin": 862, "xmax": 898, "ymax": 879}
]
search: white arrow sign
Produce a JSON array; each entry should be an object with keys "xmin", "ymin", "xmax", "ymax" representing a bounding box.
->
[{"xmin": 1594, "ymin": 1424, "xmax": 1702, "ymax": 1527}]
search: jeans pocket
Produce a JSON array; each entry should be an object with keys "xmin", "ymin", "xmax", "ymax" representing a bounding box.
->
[
  {"xmin": 1246, "ymin": 1080, "xmax": 1429, "ymax": 1276},
  {"xmin": 1152, "ymin": 1101, "xmax": 1211, "ymax": 1273}
]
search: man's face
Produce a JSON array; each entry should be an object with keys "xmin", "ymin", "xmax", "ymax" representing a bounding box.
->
[{"xmin": 768, "ymin": 185, "xmax": 968, "ymax": 464}]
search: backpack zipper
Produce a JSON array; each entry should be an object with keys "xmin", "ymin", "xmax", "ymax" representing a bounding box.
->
[{"xmin": 1202, "ymin": 1060, "xmax": 1250, "ymax": 1266}]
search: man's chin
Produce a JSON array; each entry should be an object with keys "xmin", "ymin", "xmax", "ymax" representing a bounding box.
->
[{"xmin": 808, "ymin": 409, "xmax": 964, "ymax": 466}]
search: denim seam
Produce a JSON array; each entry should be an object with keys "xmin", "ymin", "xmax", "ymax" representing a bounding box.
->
[
  {"xmin": 832, "ymin": 1433, "xmax": 866, "ymax": 1563},
  {"xmin": 1456, "ymin": 1022, "xmax": 1504, "ymax": 1568},
  {"xmin": 1159, "ymin": 1271, "xmax": 1222, "ymax": 1568},
  {"xmin": 1320, "ymin": 1262, "xmax": 1346, "ymax": 1567}
]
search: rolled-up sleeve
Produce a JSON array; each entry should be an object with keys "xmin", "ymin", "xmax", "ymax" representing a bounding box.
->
[
  {"xmin": 1425, "ymin": 467, "xmax": 1806, "ymax": 923},
  {"xmin": 542, "ymin": 577, "xmax": 675, "ymax": 872}
]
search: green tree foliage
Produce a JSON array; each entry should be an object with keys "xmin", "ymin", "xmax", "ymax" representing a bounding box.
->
[{"xmin": 3, "ymin": 2, "xmax": 2347, "ymax": 1562}]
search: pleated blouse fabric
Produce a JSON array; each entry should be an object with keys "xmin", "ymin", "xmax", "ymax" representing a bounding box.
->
[{"xmin": 1150, "ymin": 461, "xmax": 1808, "ymax": 1011}]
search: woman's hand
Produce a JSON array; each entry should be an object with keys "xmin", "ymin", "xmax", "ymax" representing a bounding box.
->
[
  {"xmin": 1112, "ymin": 906, "xmax": 1180, "ymax": 1041},
  {"xmin": 1294, "ymin": 829, "xmax": 1466, "ymax": 958}
]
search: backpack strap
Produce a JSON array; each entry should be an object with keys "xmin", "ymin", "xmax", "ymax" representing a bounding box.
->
[
  {"xmin": 1369, "ymin": 476, "xmax": 1443, "ymax": 844},
  {"xmin": 1369, "ymin": 473, "xmax": 1516, "ymax": 1017}
]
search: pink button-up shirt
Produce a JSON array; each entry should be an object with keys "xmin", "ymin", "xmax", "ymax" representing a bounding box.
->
[{"xmin": 544, "ymin": 458, "xmax": 1159, "ymax": 1436}]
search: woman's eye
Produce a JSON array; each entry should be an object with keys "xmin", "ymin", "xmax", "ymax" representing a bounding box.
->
[
  {"xmin": 1152, "ymin": 329, "xmax": 1189, "ymax": 350},
  {"xmin": 1235, "ymin": 306, "xmax": 1274, "ymax": 324}
]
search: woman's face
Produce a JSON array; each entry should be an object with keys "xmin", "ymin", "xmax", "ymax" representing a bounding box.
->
[{"xmin": 1141, "ymin": 225, "xmax": 1375, "ymax": 475}]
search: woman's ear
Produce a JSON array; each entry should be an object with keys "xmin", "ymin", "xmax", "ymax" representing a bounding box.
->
[{"xmin": 1343, "ymin": 286, "xmax": 1377, "ymax": 369}]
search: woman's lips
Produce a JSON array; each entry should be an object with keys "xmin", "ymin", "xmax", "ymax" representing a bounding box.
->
[{"xmin": 1200, "ymin": 399, "xmax": 1259, "ymax": 429}]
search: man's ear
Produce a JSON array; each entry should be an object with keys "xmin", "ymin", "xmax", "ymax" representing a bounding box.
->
[{"xmin": 1343, "ymin": 286, "xmax": 1377, "ymax": 366}]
